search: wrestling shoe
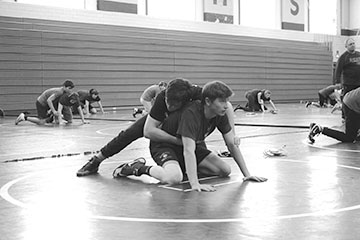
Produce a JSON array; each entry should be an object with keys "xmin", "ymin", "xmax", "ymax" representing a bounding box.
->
[
  {"xmin": 305, "ymin": 101, "xmax": 311, "ymax": 108},
  {"xmin": 217, "ymin": 150, "xmax": 232, "ymax": 158},
  {"xmin": 308, "ymin": 123, "xmax": 322, "ymax": 143},
  {"xmin": 112, "ymin": 157, "xmax": 146, "ymax": 178},
  {"xmin": 132, "ymin": 108, "xmax": 143, "ymax": 118},
  {"xmin": 15, "ymin": 113, "xmax": 25, "ymax": 125},
  {"xmin": 76, "ymin": 156, "xmax": 101, "ymax": 177},
  {"xmin": 132, "ymin": 108, "xmax": 138, "ymax": 118}
]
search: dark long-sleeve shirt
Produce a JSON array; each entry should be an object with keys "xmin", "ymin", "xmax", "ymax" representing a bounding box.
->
[{"xmin": 335, "ymin": 50, "xmax": 360, "ymax": 85}]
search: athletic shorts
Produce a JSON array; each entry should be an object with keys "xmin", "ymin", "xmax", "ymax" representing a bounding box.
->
[
  {"xmin": 36, "ymin": 100, "xmax": 50, "ymax": 119},
  {"xmin": 150, "ymin": 142, "xmax": 211, "ymax": 174},
  {"xmin": 36, "ymin": 100, "xmax": 73, "ymax": 123}
]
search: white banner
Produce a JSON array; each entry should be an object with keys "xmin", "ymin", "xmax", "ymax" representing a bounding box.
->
[{"xmin": 281, "ymin": 0, "xmax": 305, "ymax": 30}]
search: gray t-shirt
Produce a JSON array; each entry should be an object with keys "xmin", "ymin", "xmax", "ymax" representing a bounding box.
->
[
  {"xmin": 36, "ymin": 87, "xmax": 64, "ymax": 106},
  {"xmin": 343, "ymin": 87, "xmax": 360, "ymax": 113}
]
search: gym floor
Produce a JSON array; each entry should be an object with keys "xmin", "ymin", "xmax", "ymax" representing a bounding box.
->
[{"xmin": 1, "ymin": 103, "xmax": 359, "ymax": 240}]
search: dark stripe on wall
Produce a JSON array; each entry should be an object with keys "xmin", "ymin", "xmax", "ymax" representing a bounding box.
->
[
  {"xmin": 341, "ymin": 29, "xmax": 359, "ymax": 36},
  {"xmin": 204, "ymin": 12, "xmax": 233, "ymax": 24},
  {"xmin": 97, "ymin": 0, "xmax": 137, "ymax": 14},
  {"xmin": 281, "ymin": 22, "xmax": 304, "ymax": 31}
]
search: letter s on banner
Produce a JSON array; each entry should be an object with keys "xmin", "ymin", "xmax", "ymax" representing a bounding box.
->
[{"xmin": 290, "ymin": 0, "xmax": 299, "ymax": 15}]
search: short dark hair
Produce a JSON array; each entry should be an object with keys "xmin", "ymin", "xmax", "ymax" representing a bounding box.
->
[
  {"xmin": 165, "ymin": 78, "xmax": 192, "ymax": 104},
  {"xmin": 201, "ymin": 81, "xmax": 233, "ymax": 103},
  {"xmin": 63, "ymin": 79, "xmax": 74, "ymax": 89},
  {"xmin": 89, "ymin": 88, "xmax": 99, "ymax": 95}
]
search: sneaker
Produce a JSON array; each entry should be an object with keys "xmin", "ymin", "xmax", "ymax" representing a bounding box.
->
[
  {"xmin": 132, "ymin": 108, "xmax": 138, "ymax": 118},
  {"xmin": 308, "ymin": 123, "xmax": 322, "ymax": 143},
  {"xmin": 76, "ymin": 156, "xmax": 101, "ymax": 177},
  {"xmin": 112, "ymin": 157, "xmax": 146, "ymax": 178},
  {"xmin": 15, "ymin": 113, "xmax": 25, "ymax": 125},
  {"xmin": 218, "ymin": 150, "xmax": 231, "ymax": 157}
]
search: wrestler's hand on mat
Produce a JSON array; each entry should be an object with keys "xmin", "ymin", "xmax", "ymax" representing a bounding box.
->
[
  {"xmin": 243, "ymin": 176, "xmax": 268, "ymax": 182},
  {"xmin": 190, "ymin": 183, "xmax": 216, "ymax": 192}
]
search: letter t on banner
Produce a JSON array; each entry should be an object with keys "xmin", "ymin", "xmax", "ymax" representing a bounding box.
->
[{"xmin": 281, "ymin": 0, "xmax": 305, "ymax": 31}]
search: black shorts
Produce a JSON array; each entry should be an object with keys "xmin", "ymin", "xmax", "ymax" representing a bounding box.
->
[
  {"xmin": 36, "ymin": 100, "xmax": 50, "ymax": 119},
  {"xmin": 150, "ymin": 142, "xmax": 211, "ymax": 174}
]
